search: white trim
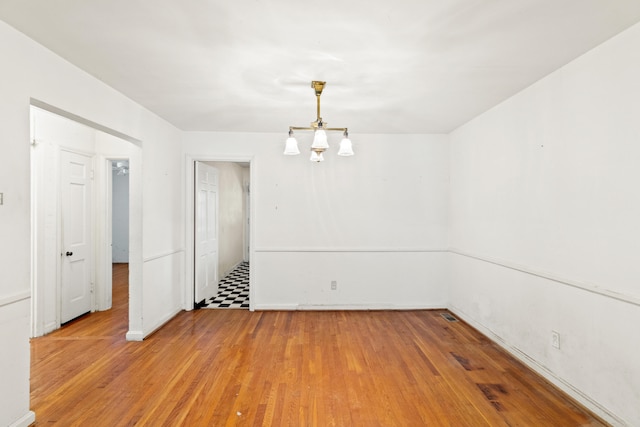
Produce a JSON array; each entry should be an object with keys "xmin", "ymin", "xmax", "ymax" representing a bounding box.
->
[
  {"xmin": 94, "ymin": 156, "xmax": 114, "ymax": 312},
  {"xmin": 8, "ymin": 411, "xmax": 36, "ymax": 427},
  {"xmin": 253, "ymin": 304, "xmax": 302, "ymax": 310},
  {"xmin": 43, "ymin": 321, "xmax": 57, "ymax": 335},
  {"xmin": 30, "ymin": 109, "xmax": 38, "ymax": 337},
  {"xmin": 0, "ymin": 290, "xmax": 31, "ymax": 308},
  {"xmin": 254, "ymin": 303, "xmax": 447, "ymax": 311},
  {"xmin": 143, "ymin": 248, "xmax": 184, "ymax": 263},
  {"xmin": 255, "ymin": 247, "xmax": 449, "ymax": 253},
  {"xmin": 31, "ymin": 99, "xmax": 142, "ymax": 145},
  {"xmin": 449, "ymin": 305, "xmax": 625, "ymax": 427},
  {"xmin": 125, "ymin": 330, "xmax": 144, "ymax": 341},
  {"xmin": 450, "ymin": 248, "xmax": 640, "ymax": 307}
]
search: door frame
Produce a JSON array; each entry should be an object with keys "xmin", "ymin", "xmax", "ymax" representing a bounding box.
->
[
  {"xmin": 184, "ymin": 154, "xmax": 255, "ymax": 311},
  {"xmin": 95, "ymin": 157, "xmax": 131, "ymax": 313}
]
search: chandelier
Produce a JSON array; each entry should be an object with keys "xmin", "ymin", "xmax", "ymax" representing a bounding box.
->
[{"xmin": 284, "ymin": 81, "xmax": 354, "ymax": 162}]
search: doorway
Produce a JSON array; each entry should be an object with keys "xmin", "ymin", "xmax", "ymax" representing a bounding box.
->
[
  {"xmin": 111, "ymin": 160, "xmax": 130, "ymax": 264},
  {"xmin": 30, "ymin": 105, "xmax": 139, "ymax": 337},
  {"xmin": 110, "ymin": 159, "xmax": 130, "ymax": 324},
  {"xmin": 185, "ymin": 157, "xmax": 253, "ymax": 311}
]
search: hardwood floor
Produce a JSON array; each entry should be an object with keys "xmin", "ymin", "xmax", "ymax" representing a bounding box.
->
[{"xmin": 30, "ymin": 264, "xmax": 607, "ymax": 426}]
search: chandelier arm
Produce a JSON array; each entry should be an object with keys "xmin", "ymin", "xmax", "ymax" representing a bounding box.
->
[
  {"xmin": 289, "ymin": 126, "xmax": 347, "ymax": 132},
  {"xmin": 289, "ymin": 126, "xmax": 315, "ymax": 131}
]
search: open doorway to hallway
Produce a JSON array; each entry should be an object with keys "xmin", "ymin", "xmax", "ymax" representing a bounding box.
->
[
  {"xmin": 110, "ymin": 159, "xmax": 130, "ymax": 320},
  {"xmin": 193, "ymin": 160, "xmax": 251, "ymax": 310}
]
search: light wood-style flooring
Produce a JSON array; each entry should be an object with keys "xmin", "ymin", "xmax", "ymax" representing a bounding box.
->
[{"xmin": 30, "ymin": 263, "xmax": 607, "ymax": 426}]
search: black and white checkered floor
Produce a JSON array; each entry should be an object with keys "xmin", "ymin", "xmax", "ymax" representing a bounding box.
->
[{"xmin": 202, "ymin": 262, "xmax": 249, "ymax": 309}]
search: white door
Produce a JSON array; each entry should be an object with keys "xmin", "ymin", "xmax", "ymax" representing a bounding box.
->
[
  {"xmin": 60, "ymin": 150, "xmax": 93, "ymax": 323},
  {"xmin": 195, "ymin": 162, "xmax": 219, "ymax": 304}
]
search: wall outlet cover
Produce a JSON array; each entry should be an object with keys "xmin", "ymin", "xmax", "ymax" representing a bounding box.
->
[{"xmin": 551, "ymin": 331, "xmax": 560, "ymax": 349}]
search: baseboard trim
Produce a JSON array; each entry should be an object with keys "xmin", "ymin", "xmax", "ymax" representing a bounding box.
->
[
  {"xmin": 253, "ymin": 304, "xmax": 446, "ymax": 311},
  {"xmin": 252, "ymin": 304, "xmax": 299, "ymax": 310},
  {"xmin": 125, "ymin": 330, "xmax": 144, "ymax": 342},
  {"xmin": 9, "ymin": 410, "xmax": 35, "ymax": 427},
  {"xmin": 448, "ymin": 305, "xmax": 625, "ymax": 427},
  {"xmin": 43, "ymin": 321, "xmax": 58, "ymax": 336},
  {"xmin": 254, "ymin": 247, "xmax": 448, "ymax": 253}
]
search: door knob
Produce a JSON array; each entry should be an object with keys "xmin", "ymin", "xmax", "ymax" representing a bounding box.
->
[{"xmin": 66, "ymin": 251, "xmax": 73, "ymax": 256}]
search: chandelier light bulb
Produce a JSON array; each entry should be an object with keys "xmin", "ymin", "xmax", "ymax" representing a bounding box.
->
[
  {"xmin": 283, "ymin": 134, "xmax": 300, "ymax": 155},
  {"xmin": 337, "ymin": 134, "xmax": 354, "ymax": 156},
  {"xmin": 311, "ymin": 129, "xmax": 329, "ymax": 150},
  {"xmin": 310, "ymin": 150, "xmax": 324, "ymax": 162}
]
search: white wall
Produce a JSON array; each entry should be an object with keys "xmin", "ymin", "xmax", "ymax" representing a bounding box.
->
[
  {"xmin": 112, "ymin": 167, "xmax": 129, "ymax": 263},
  {"xmin": 449, "ymin": 21, "xmax": 640, "ymax": 426},
  {"xmin": 0, "ymin": 19, "xmax": 183, "ymax": 426},
  {"xmin": 185, "ymin": 132, "xmax": 450, "ymax": 309},
  {"xmin": 206, "ymin": 162, "xmax": 246, "ymax": 278}
]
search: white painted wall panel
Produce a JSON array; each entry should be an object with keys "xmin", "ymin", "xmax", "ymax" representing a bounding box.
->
[
  {"xmin": 254, "ymin": 251, "xmax": 449, "ymax": 309},
  {"xmin": 142, "ymin": 252, "xmax": 183, "ymax": 337},
  {"xmin": 184, "ymin": 132, "xmax": 450, "ymax": 309},
  {"xmin": 0, "ymin": 299, "xmax": 34, "ymax": 427},
  {"xmin": 449, "ymin": 21, "xmax": 640, "ymax": 426}
]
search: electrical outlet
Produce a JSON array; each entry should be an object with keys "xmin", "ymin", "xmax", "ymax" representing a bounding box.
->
[
  {"xmin": 331, "ymin": 280, "xmax": 337, "ymax": 290},
  {"xmin": 551, "ymin": 331, "xmax": 560, "ymax": 349}
]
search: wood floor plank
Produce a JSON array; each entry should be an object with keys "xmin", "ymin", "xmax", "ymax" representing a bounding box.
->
[{"xmin": 29, "ymin": 263, "xmax": 608, "ymax": 426}]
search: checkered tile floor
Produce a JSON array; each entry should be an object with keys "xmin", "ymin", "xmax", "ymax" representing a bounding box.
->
[{"xmin": 202, "ymin": 262, "xmax": 249, "ymax": 309}]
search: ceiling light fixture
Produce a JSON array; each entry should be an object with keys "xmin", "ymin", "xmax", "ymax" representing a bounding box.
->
[
  {"xmin": 112, "ymin": 160, "xmax": 129, "ymax": 176},
  {"xmin": 285, "ymin": 81, "xmax": 354, "ymax": 162}
]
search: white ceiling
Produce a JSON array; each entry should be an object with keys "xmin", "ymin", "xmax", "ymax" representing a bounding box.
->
[{"xmin": 2, "ymin": 1, "xmax": 640, "ymax": 134}]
